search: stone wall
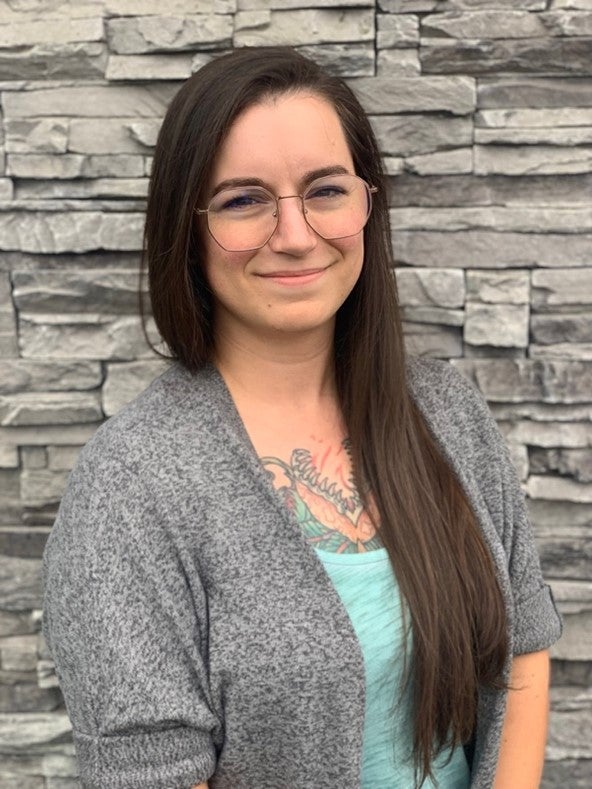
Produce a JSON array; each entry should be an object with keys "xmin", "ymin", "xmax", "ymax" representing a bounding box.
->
[{"xmin": 0, "ymin": 1, "xmax": 590, "ymax": 787}]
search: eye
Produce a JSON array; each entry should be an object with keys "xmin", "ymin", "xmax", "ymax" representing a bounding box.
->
[
  {"xmin": 305, "ymin": 182, "xmax": 348, "ymax": 201},
  {"xmin": 214, "ymin": 188, "xmax": 273, "ymax": 213}
]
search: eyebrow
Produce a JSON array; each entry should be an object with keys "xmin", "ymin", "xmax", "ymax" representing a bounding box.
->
[{"xmin": 210, "ymin": 165, "xmax": 351, "ymax": 196}]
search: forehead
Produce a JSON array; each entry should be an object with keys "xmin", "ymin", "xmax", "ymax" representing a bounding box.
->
[{"xmin": 210, "ymin": 92, "xmax": 354, "ymax": 183}]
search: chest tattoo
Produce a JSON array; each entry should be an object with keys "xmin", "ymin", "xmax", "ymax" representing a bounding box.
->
[{"xmin": 261, "ymin": 439, "xmax": 382, "ymax": 553}]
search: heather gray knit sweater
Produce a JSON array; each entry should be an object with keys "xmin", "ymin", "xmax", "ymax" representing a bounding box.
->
[{"xmin": 42, "ymin": 358, "xmax": 562, "ymax": 789}]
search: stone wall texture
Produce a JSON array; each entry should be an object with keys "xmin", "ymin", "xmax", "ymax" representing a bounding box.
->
[{"xmin": 0, "ymin": 1, "xmax": 590, "ymax": 787}]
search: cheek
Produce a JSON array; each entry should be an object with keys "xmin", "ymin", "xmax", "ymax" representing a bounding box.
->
[{"xmin": 333, "ymin": 233, "xmax": 365, "ymax": 270}]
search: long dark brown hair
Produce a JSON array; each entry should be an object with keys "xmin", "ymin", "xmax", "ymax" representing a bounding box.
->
[{"xmin": 142, "ymin": 46, "xmax": 507, "ymax": 784}]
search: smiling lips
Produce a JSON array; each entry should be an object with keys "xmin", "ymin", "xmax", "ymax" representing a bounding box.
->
[{"xmin": 257, "ymin": 267, "xmax": 328, "ymax": 285}]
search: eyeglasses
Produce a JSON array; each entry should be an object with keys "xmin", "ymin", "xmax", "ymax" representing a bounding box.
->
[{"xmin": 195, "ymin": 174, "xmax": 377, "ymax": 252}]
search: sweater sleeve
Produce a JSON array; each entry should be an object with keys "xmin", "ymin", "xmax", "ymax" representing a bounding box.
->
[
  {"xmin": 408, "ymin": 358, "xmax": 563, "ymax": 657},
  {"xmin": 449, "ymin": 364, "xmax": 563, "ymax": 656},
  {"xmin": 494, "ymin": 420, "xmax": 563, "ymax": 656},
  {"xmin": 42, "ymin": 437, "xmax": 220, "ymax": 789}
]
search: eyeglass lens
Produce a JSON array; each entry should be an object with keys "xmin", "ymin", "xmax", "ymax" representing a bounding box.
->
[{"xmin": 205, "ymin": 174, "xmax": 372, "ymax": 252}]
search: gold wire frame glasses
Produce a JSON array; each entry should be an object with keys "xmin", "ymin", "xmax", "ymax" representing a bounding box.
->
[{"xmin": 195, "ymin": 174, "xmax": 378, "ymax": 252}]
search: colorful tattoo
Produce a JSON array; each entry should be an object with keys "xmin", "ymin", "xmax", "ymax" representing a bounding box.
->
[{"xmin": 261, "ymin": 439, "xmax": 382, "ymax": 553}]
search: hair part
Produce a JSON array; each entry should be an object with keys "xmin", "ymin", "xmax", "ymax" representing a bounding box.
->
[{"xmin": 142, "ymin": 46, "xmax": 508, "ymax": 784}]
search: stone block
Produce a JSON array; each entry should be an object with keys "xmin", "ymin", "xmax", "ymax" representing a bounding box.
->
[
  {"xmin": 0, "ymin": 42, "xmax": 107, "ymax": 81},
  {"xmin": 536, "ymin": 528, "xmax": 592, "ymax": 579},
  {"xmin": 0, "ymin": 710, "xmax": 72, "ymax": 750},
  {"xmin": 0, "ymin": 444, "xmax": 18, "ymax": 468},
  {"xmin": 296, "ymin": 44, "xmax": 375, "ymax": 78},
  {"xmin": 20, "ymin": 448, "xmax": 47, "ymax": 470},
  {"xmin": 530, "ymin": 343, "xmax": 592, "ymax": 361},
  {"xmin": 12, "ymin": 270, "xmax": 143, "ymax": 314},
  {"xmin": 377, "ymin": 13, "xmax": 418, "ymax": 48},
  {"xmin": 0, "ymin": 556, "xmax": 42, "ymax": 612},
  {"xmin": 395, "ymin": 267, "xmax": 465, "ymax": 308},
  {"xmin": 384, "ymin": 157, "xmax": 405, "ymax": 175},
  {"xmin": 47, "ymin": 446, "xmax": 82, "ymax": 472},
  {"xmin": 0, "ymin": 469, "xmax": 19, "ymax": 499},
  {"xmin": 547, "ymin": 686, "xmax": 592, "ymax": 757},
  {"xmin": 530, "ymin": 448, "xmax": 592, "ymax": 483},
  {"xmin": 475, "ymin": 128, "xmax": 592, "ymax": 145},
  {"xmin": 107, "ymin": 14, "xmax": 233, "ymax": 54},
  {"xmin": 554, "ymin": 0, "xmax": 592, "ymax": 7},
  {"xmin": 6, "ymin": 153, "xmax": 84, "ymax": 179},
  {"xmin": 478, "ymin": 77, "xmax": 592, "ymax": 109},
  {"xmin": 2, "ymin": 85, "xmax": 177, "ymax": 119},
  {"xmin": 441, "ymin": 0, "xmax": 546, "ymax": 7},
  {"xmin": 234, "ymin": 9, "xmax": 374, "ymax": 46},
  {"xmin": 102, "ymin": 360, "xmax": 170, "ymax": 416},
  {"xmin": 475, "ymin": 145, "xmax": 592, "ymax": 176},
  {"xmin": 350, "ymin": 76, "xmax": 476, "ymax": 115},
  {"xmin": 542, "ymin": 760, "xmax": 592, "ymax": 789},
  {"xmin": 452, "ymin": 359, "xmax": 592, "ymax": 404},
  {"xmin": 393, "ymin": 231, "xmax": 592, "ymax": 269},
  {"xmin": 0, "ymin": 393, "xmax": 103, "ymax": 428},
  {"xmin": 526, "ymin": 476, "xmax": 592, "ymax": 503},
  {"xmin": 402, "ymin": 323, "xmax": 463, "ymax": 358},
  {"xmin": 0, "ymin": 634, "xmax": 38, "ymax": 672},
  {"xmin": 5, "ymin": 120, "xmax": 69, "ymax": 155},
  {"xmin": 422, "ymin": 10, "xmax": 547, "ymax": 39},
  {"xmin": 238, "ymin": 0, "xmax": 372, "ymax": 6},
  {"xmin": 0, "ymin": 361, "xmax": 101, "ymax": 395},
  {"xmin": 370, "ymin": 115, "xmax": 472, "ymax": 158},
  {"xmin": 68, "ymin": 119, "xmax": 159, "ymax": 154},
  {"xmin": 542, "ymin": 10, "xmax": 592, "ymax": 35},
  {"xmin": 476, "ymin": 108, "xmax": 592, "ymax": 128},
  {"xmin": 533, "ymin": 269, "xmax": 592, "ymax": 309},
  {"xmin": 377, "ymin": 49, "xmax": 420, "ymax": 76},
  {"xmin": 400, "ymin": 306, "xmax": 465, "ymax": 327},
  {"xmin": 20, "ymin": 470, "xmax": 70, "ymax": 505},
  {"xmin": 0, "ymin": 212, "xmax": 144, "ymax": 253},
  {"xmin": 0, "ymin": 425, "xmax": 100, "ymax": 448},
  {"xmin": 492, "ymin": 403, "xmax": 592, "ymax": 422},
  {"xmin": 19, "ymin": 313, "xmax": 160, "ymax": 362},
  {"xmin": 0, "ymin": 17, "xmax": 103, "ymax": 47},
  {"xmin": 466, "ymin": 271, "xmax": 530, "ymax": 304},
  {"xmin": 106, "ymin": 53, "xmax": 195, "ymax": 81},
  {"xmin": 0, "ymin": 179, "xmax": 12, "ymax": 200},
  {"xmin": 500, "ymin": 421, "xmax": 592, "ymax": 448},
  {"xmin": 15, "ymin": 178, "xmax": 148, "ymax": 200},
  {"xmin": 529, "ymin": 499, "xmax": 592, "ymax": 530},
  {"xmin": 532, "ymin": 315, "xmax": 592, "ymax": 344},
  {"xmin": 379, "ymin": 0, "xmax": 437, "ymax": 9},
  {"xmin": 0, "ymin": 3, "xmax": 103, "ymax": 22},
  {"xmin": 390, "ymin": 206, "xmax": 590, "ymax": 233},
  {"xmin": 389, "ymin": 174, "xmax": 592, "ymax": 208},
  {"xmin": 107, "ymin": 0, "xmax": 236, "ymax": 12},
  {"xmin": 464, "ymin": 302, "xmax": 529, "ymax": 348},
  {"xmin": 421, "ymin": 37, "xmax": 592, "ymax": 75},
  {"xmin": 7, "ymin": 153, "xmax": 146, "ymax": 179},
  {"xmin": 404, "ymin": 148, "xmax": 473, "ymax": 175},
  {"xmin": 0, "ymin": 610, "xmax": 38, "ymax": 638}
]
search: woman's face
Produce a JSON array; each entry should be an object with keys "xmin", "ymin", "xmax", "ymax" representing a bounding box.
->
[{"xmin": 201, "ymin": 92, "xmax": 365, "ymax": 347}]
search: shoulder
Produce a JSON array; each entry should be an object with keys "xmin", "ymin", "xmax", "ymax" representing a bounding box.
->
[
  {"xmin": 406, "ymin": 355, "xmax": 496, "ymax": 442},
  {"xmin": 77, "ymin": 361, "xmax": 225, "ymax": 475}
]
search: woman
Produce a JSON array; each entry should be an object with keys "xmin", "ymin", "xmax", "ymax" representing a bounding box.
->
[{"xmin": 42, "ymin": 47, "xmax": 562, "ymax": 788}]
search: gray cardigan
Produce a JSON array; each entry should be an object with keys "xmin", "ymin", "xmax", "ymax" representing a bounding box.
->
[{"xmin": 42, "ymin": 358, "xmax": 562, "ymax": 789}]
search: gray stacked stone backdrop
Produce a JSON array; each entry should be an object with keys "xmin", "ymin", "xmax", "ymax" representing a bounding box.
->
[{"xmin": 0, "ymin": 1, "xmax": 590, "ymax": 787}]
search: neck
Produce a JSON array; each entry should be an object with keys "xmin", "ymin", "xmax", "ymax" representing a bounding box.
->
[{"xmin": 213, "ymin": 325, "xmax": 338, "ymax": 408}]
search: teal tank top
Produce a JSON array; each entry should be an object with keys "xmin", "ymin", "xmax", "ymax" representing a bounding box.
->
[{"xmin": 314, "ymin": 547, "xmax": 470, "ymax": 789}]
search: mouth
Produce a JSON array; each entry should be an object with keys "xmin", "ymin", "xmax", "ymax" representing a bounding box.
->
[{"xmin": 257, "ymin": 267, "xmax": 329, "ymax": 285}]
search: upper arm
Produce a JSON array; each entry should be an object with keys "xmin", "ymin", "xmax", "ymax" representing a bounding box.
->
[
  {"xmin": 42, "ymin": 449, "xmax": 218, "ymax": 788},
  {"xmin": 494, "ymin": 649, "xmax": 550, "ymax": 788}
]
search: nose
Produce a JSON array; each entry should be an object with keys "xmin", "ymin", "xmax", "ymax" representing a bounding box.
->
[{"xmin": 267, "ymin": 195, "xmax": 317, "ymax": 256}]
